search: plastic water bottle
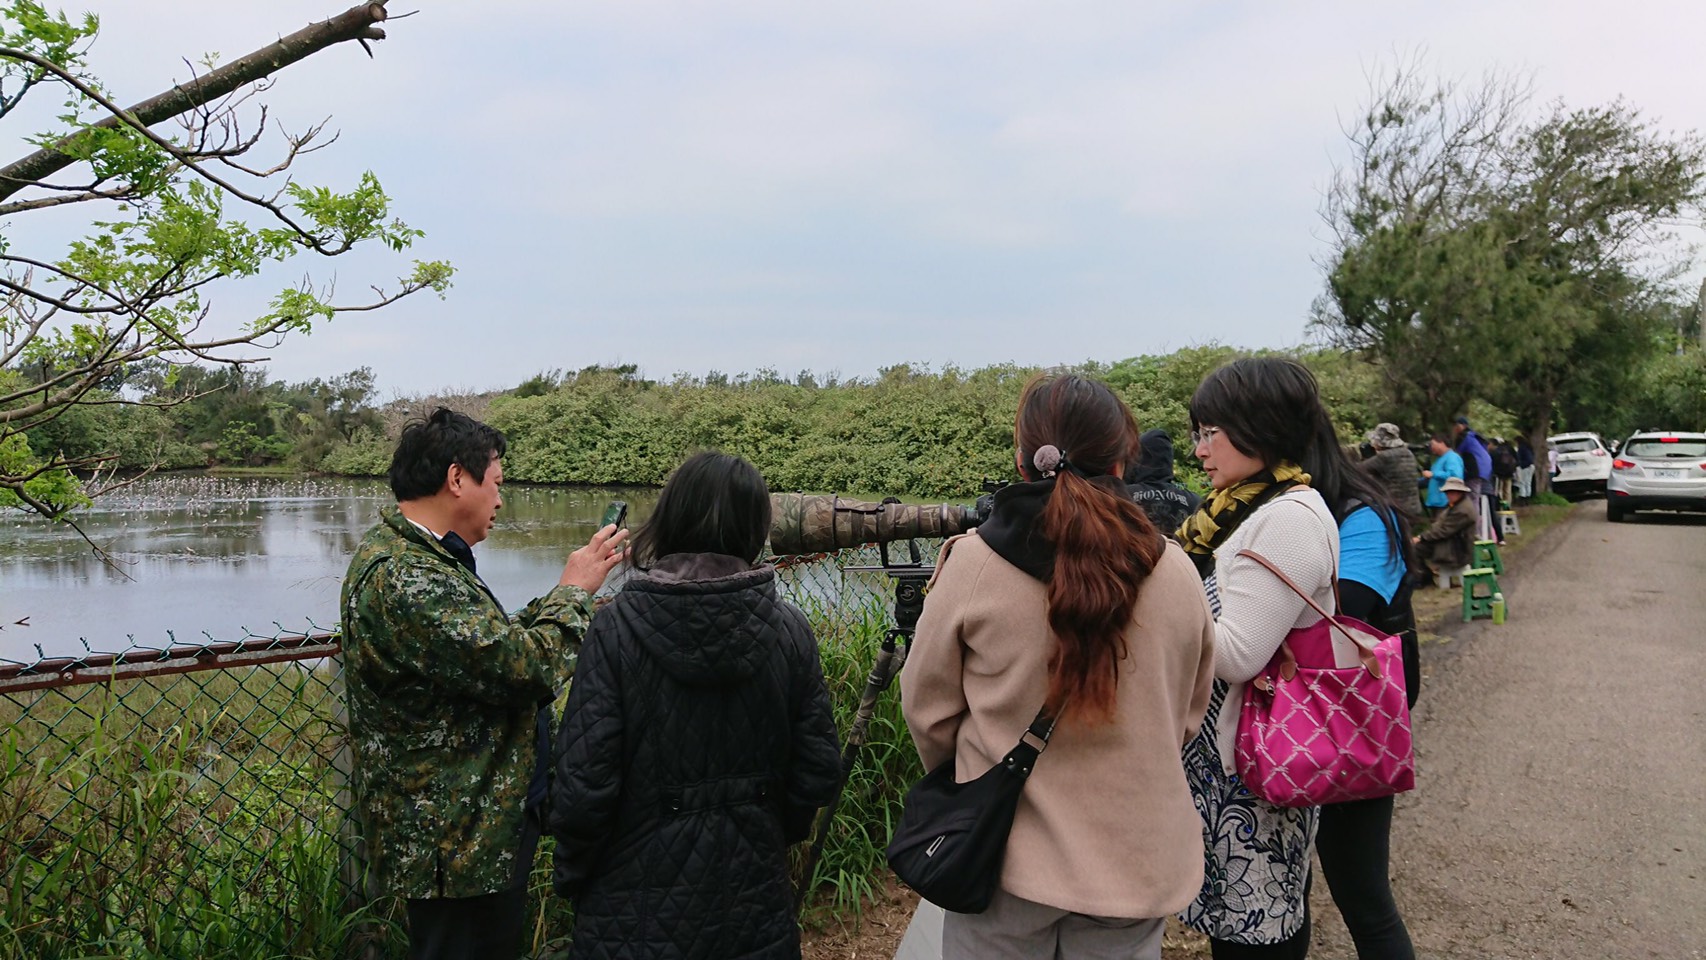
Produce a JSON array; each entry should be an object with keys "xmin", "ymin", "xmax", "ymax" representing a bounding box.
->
[{"xmin": 1491, "ymin": 592, "xmax": 1506, "ymax": 625}]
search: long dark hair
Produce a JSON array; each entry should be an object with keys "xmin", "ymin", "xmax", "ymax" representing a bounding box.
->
[
  {"xmin": 1014, "ymin": 373, "xmax": 1165, "ymax": 725},
  {"xmin": 1192, "ymin": 357, "xmax": 1412, "ymax": 565},
  {"xmin": 631, "ymin": 451, "xmax": 772, "ymax": 566}
]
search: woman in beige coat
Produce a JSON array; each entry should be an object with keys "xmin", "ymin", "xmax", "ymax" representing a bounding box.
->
[{"xmin": 901, "ymin": 372, "xmax": 1216, "ymax": 960}]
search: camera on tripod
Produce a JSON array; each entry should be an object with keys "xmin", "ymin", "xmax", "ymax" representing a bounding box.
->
[
  {"xmin": 767, "ymin": 483, "xmax": 1006, "ymax": 560},
  {"xmin": 774, "ymin": 481, "xmax": 1008, "ymax": 901}
]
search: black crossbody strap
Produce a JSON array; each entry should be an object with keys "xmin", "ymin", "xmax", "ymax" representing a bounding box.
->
[{"xmin": 1001, "ymin": 706, "xmax": 1057, "ymax": 779}]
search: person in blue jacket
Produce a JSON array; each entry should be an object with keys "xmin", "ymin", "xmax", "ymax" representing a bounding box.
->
[
  {"xmin": 1452, "ymin": 417, "xmax": 1495, "ymax": 537},
  {"xmin": 1421, "ymin": 433, "xmax": 1464, "ymax": 516}
]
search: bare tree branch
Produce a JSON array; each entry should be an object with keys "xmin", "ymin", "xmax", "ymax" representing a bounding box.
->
[
  {"xmin": 0, "ymin": 184, "xmax": 137, "ymax": 216},
  {"xmin": 0, "ymin": 2, "xmax": 390, "ymax": 202},
  {"xmin": 0, "ymin": 47, "xmax": 374, "ymax": 254}
]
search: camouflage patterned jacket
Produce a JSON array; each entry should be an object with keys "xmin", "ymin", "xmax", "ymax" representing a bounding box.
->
[{"xmin": 340, "ymin": 506, "xmax": 593, "ymax": 899}]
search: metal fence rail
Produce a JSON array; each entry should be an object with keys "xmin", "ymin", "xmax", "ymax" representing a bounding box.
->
[
  {"xmin": 0, "ymin": 546, "xmax": 933, "ymax": 960},
  {"xmin": 0, "ymin": 626, "xmax": 357, "ymax": 960}
]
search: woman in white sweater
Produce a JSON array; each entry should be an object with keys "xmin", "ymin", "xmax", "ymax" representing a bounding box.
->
[{"xmin": 1175, "ymin": 357, "xmax": 1343, "ymax": 960}]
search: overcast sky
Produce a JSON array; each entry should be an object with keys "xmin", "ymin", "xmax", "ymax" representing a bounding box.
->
[{"xmin": 15, "ymin": 1, "xmax": 1706, "ymax": 395}]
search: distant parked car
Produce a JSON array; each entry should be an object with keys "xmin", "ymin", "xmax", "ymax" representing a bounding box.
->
[
  {"xmin": 1606, "ymin": 431, "xmax": 1706, "ymax": 522},
  {"xmin": 1548, "ymin": 432, "xmax": 1613, "ymax": 497}
]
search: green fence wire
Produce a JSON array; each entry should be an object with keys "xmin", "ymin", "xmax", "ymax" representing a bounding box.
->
[{"xmin": 0, "ymin": 544, "xmax": 936, "ymax": 960}]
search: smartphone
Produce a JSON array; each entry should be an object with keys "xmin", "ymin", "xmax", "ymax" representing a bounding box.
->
[{"xmin": 600, "ymin": 500, "xmax": 628, "ymax": 530}]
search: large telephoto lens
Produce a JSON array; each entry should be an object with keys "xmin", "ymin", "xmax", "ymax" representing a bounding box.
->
[{"xmin": 768, "ymin": 493, "xmax": 978, "ymax": 555}]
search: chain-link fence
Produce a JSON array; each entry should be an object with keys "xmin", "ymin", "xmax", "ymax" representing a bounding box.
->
[{"xmin": 0, "ymin": 545, "xmax": 936, "ymax": 960}]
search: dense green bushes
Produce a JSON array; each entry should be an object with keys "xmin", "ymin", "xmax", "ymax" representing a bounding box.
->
[
  {"xmin": 483, "ymin": 364, "xmax": 1026, "ymax": 498},
  {"xmin": 23, "ymin": 340, "xmax": 1703, "ymax": 506},
  {"xmin": 321, "ymin": 347, "xmax": 1399, "ymax": 500}
]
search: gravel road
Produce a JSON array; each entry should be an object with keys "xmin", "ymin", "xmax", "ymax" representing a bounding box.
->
[{"xmin": 1308, "ymin": 505, "xmax": 1706, "ymax": 959}]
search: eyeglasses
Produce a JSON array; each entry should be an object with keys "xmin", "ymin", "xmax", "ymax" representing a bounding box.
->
[{"xmin": 1190, "ymin": 426, "xmax": 1223, "ymax": 448}]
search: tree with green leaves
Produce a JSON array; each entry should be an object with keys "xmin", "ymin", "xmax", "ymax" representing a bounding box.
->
[
  {"xmin": 1483, "ymin": 102, "xmax": 1705, "ymax": 452},
  {"xmin": 1314, "ymin": 64, "xmax": 1531, "ymax": 436},
  {"xmin": 1315, "ymin": 63, "xmax": 1705, "ymax": 486},
  {"xmin": 0, "ymin": 1, "xmax": 451, "ymax": 520}
]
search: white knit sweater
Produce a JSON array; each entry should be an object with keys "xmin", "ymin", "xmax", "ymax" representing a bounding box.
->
[{"xmin": 1208, "ymin": 486, "xmax": 1339, "ymax": 771}]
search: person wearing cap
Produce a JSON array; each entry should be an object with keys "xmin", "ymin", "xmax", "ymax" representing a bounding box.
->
[
  {"xmin": 1411, "ymin": 476, "xmax": 1477, "ymax": 584},
  {"xmin": 1360, "ymin": 423, "xmax": 1423, "ymax": 521}
]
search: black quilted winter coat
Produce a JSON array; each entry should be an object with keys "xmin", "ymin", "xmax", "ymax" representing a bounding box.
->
[{"xmin": 550, "ymin": 554, "xmax": 842, "ymax": 960}]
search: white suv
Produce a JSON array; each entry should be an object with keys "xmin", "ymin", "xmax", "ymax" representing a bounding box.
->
[
  {"xmin": 1548, "ymin": 432, "xmax": 1613, "ymax": 497},
  {"xmin": 1606, "ymin": 431, "xmax": 1706, "ymax": 522}
]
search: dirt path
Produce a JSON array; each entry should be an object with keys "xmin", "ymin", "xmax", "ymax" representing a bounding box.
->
[{"xmin": 1307, "ymin": 505, "xmax": 1706, "ymax": 959}]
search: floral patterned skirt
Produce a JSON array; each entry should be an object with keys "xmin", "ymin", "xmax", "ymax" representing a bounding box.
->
[{"xmin": 1179, "ymin": 678, "xmax": 1317, "ymax": 944}]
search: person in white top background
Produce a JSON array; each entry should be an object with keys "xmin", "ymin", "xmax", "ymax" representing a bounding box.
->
[{"xmin": 1175, "ymin": 357, "xmax": 1342, "ymax": 960}]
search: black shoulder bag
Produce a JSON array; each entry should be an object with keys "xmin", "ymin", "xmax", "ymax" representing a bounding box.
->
[{"xmin": 884, "ymin": 707, "xmax": 1057, "ymax": 914}]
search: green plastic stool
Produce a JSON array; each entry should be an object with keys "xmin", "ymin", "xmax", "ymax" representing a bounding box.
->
[
  {"xmin": 1462, "ymin": 567, "xmax": 1501, "ymax": 622},
  {"xmin": 1473, "ymin": 539, "xmax": 1504, "ymax": 575}
]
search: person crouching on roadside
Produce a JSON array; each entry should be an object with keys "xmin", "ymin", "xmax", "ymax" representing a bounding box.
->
[
  {"xmin": 550, "ymin": 451, "xmax": 842, "ymax": 960},
  {"xmin": 1412, "ymin": 477, "xmax": 1477, "ymax": 587},
  {"xmin": 901, "ymin": 372, "xmax": 1216, "ymax": 960}
]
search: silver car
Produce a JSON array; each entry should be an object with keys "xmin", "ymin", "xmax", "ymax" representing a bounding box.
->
[{"xmin": 1606, "ymin": 431, "xmax": 1706, "ymax": 522}]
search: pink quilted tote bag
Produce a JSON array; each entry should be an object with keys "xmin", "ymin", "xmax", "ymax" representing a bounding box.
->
[{"xmin": 1232, "ymin": 549, "xmax": 1415, "ymax": 808}]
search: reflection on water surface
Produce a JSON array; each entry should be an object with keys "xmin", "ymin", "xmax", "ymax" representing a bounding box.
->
[{"xmin": 0, "ymin": 476, "xmax": 658, "ymax": 661}]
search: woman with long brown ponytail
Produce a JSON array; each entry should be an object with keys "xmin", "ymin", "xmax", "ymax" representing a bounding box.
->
[{"xmin": 901, "ymin": 372, "xmax": 1216, "ymax": 960}]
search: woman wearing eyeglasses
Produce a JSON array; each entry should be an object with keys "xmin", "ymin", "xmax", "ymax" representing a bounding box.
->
[{"xmin": 1175, "ymin": 357, "xmax": 1341, "ymax": 960}]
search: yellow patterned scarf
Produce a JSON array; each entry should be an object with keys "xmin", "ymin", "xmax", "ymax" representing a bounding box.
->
[{"xmin": 1176, "ymin": 461, "xmax": 1311, "ymax": 577}]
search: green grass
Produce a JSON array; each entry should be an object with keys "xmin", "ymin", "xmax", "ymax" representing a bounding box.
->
[
  {"xmin": 789, "ymin": 589, "xmax": 924, "ymax": 917},
  {"xmin": 0, "ymin": 665, "xmax": 403, "ymax": 959},
  {"xmin": 0, "ymin": 558, "xmax": 921, "ymax": 958}
]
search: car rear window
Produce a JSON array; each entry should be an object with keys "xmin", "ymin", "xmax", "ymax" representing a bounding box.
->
[
  {"xmin": 1624, "ymin": 439, "xmax": 1706, "ymax": 459},
  {"xmin": 1552, "ymin": 438, "xmax": 1601, "ymax": 454}
]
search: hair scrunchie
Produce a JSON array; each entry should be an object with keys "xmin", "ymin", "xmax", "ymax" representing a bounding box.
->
[{"xmin": 1033, "ymin": 444, "xmax": 1066, "ymax": 478}]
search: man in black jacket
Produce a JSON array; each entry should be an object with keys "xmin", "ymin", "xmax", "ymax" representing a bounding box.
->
[{"xmin": 1126, "ymin": 428, "xmax": 1203, "ymax": 534}]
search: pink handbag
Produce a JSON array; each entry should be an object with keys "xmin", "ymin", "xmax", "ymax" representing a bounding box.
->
[{"xmin": 1232, "ymin": 549, "xmax": 1416, "ymax": 808}]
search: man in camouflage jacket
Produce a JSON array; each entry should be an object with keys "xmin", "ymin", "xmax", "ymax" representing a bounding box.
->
[{"xmin": 341, "ymin": 408, "xmax": 625, "ymax": 960}]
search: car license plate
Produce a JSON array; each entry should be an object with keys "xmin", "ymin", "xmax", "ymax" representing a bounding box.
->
[{"xmin": 1652, "ymin": 468, "xmax": 1683, "ymax": 479}]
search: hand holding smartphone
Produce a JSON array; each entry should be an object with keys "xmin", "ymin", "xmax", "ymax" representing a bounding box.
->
[{"xmin": 561, "ymin": 501, "xmax": 630, "ymax": 592}]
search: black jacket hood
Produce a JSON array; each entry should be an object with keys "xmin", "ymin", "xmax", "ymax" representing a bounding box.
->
[
  {"xmin": 608, "ymin": 553, "xmax": 778, "ymax": 686},
  {"xmin": 1128, "ymin": 428, "xmax": 1178, "ymax": 485},
  {"xmin": 977, "ymin": 474, "xmax": 1136, "ymax": 582}
]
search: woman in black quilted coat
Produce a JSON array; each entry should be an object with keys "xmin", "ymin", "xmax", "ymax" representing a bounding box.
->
[{"xmin": 550, "ymin": 451, "xmax": 842, "ymax": 960}]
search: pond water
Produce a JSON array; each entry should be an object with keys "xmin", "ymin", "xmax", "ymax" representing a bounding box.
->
[{"xmin": 0, "ymin": 476, "xmax": 663, "ymax": 662}]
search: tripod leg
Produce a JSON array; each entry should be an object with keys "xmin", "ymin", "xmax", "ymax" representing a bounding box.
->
[{"xmin": 795, "ymin": 636, "xmax": 902, "ymax": 911}]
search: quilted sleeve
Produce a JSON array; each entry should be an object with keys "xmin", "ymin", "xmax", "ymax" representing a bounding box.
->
[
  {"xmin": 550, "ymin": 614, "xmax": 625, "ymax": 898},
  {"xmin": 780, "ymin": 607, "xmax": 843, "ymax": 844}
]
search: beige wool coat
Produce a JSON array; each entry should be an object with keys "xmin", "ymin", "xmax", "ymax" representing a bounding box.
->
[{"xmin": 900, "ymin": 532, "xmax": 1216, "ymax": 919}]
